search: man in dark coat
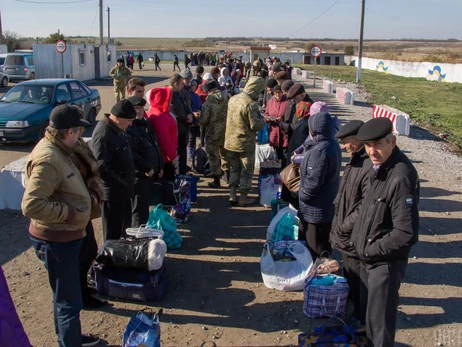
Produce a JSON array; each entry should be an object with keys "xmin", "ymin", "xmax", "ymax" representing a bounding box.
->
[
  {"xmin": 351, "ymin": 117, "xmax": 419, "ymax": 347},
  {"xmin": 127, "ymin": 96, "xmax": 164, "ymax": 226},
  {"xmin": 298, "ymin": 112, "xmax": 341, "ymax": 259},
  {"xmin": 91, "ymin": 100, "xmax": 136, "ymax": 240},
  {"xmin": 330, "ymin": 120, "xmax": 371, "ymax": 322}
]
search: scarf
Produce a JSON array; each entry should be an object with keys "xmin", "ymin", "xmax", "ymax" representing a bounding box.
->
[{"xmin": 295, "ymin": 101, "xmax": 312, "ymax": 119}]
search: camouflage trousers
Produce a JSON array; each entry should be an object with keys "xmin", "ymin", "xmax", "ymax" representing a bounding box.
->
[
  {"xmin": 205, "ymin": 142, "xmax": 228, "ymax": 176},
  {"xmin": 114, "ymin": 84, "xmax": 126, "ymax": 102},
  {"xmin": 228, "ymin": 151, "xmax": 255, "ymax": 195}
]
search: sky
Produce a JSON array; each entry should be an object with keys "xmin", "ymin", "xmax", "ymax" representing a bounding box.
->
[{"xmin": 2, "ymin": 0, "xmax": 462, "ymax": 40}]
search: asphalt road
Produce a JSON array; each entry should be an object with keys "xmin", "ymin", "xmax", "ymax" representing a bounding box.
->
[{"xmin": 0, "ymin": 62, "xmax": 191, "ymax": 168}]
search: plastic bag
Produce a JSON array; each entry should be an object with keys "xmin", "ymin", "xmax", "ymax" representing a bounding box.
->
[
  {"xmin": 267, "ymin": 205, "xmax": 298, "ymax": 240},
  {"xmin": 260, "ymin": 241, "xmax": 313, "ymax": 291},
  {"xmin": 171, "ymin": 177, "xmax": 191, "ymax": 223},
  {"xmin": 126, "ymin": 225, "xmax": 164, "ymax": 239},
  {"xmin": 147, "ymin": 204, "xmax": 183, "ymax": 249},
  {"xmin": 255, "ymin": 143, "xmax": 276, "ymax": 168},
  {"xmin": 260, "ymin": 175, "xmax": 282, "ymax": 208},
  {"xmin": 123, "ymin": 310, "xmax": 162, "ymax": 347},
  {"xmin": 95, "ymin": 238, "xmax": 167, "ymax": 271},
  {"xmin": 270, "ymin": 212, "xmax": 299, "ymax": 242},
  {"xmin": 257, "ymin": 123, "xmax": 269, "ymax": 144}
]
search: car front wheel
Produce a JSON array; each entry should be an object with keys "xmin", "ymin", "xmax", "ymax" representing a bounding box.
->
[
  {"xmin": 87, "ymin": 108, "xmax": 97, "ymax": 124},
  {"xmin": 0, "ymin": 77, "xmax": 7, "ymax": 87}
]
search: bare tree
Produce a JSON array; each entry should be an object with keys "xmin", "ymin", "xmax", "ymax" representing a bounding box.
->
[{"xmin": 3, "ymin": 30, "xmax": 23, "ymax": 52}]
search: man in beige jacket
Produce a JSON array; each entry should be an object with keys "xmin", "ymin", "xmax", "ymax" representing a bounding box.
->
[{"xmin": 22, "ymin": 104, "xmax": 99, "ymax": 347}]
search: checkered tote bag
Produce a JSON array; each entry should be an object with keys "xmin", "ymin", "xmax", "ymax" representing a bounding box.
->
[{"xmin": 303, "ymin": 273, "xmax": 349, "ymax": 318}]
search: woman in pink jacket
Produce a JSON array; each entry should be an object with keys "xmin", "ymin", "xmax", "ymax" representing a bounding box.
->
[
  {"xmin": 264, "ymin": 85, "xmax": 289, "ymax": 166},
  {"xmin": 146, "ymin": 87, "xmax": 178, "ymax": 181}
]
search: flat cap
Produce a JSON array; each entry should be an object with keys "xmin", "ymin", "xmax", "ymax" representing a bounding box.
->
[
  {"xmin": 203, "ymin": 80, "xmax": 219, "ymax": 93},
  {"xmin": 272, "ymin": 85, "xmax": 282, "ymax": 93},
  {"xmin": 127, "ymin": 96, "xmax": 146, "ymax": 107},
  {"xmin": 180, "ymin": 69, "xmax": 193, "ymax": 79},
  {"xmin": 275, "ymin": 71, "xmax": 287, "ymax": 80},
  {"xmin": 287, "ymin": 83, "xmax": 305, "ymax": 99},
  {"xmin": 357, "ymin": 117, "xmax": 393, "ymax": 142},
  {"xmin": 335, "ymin": 120, "xmax": 364, "ymax": 139},
  {"xmin": 111, "ymin": 99, "xmax": 136, "ymax": 119},
  {"xmin": 266, "ymin": 79, "xmax": 278, "ymax": 88},
  {"xmin": 281, "ymin": 80, "xmax": 294, "ymax": 92}
]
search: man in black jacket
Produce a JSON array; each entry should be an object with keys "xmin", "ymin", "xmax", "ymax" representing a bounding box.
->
[
  {"xmin": 127, "ymin": 96, "xmax": 164, "ymax": 227},
  {"xmin": 351, "ymin": 117, "xmax": 419, "ymax": 347},
  {"xmin": 91, "ymin": 100, "xmax": 136, "ymax": 240},
  {"xmin": 330, "ymin": 120, "xmax": 371, "ymax": 322}
]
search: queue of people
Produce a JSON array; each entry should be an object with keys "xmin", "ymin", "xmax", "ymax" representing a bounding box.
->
[{"xmin": 20, "ymin": 57, "xmax": 419, "ymax": 347}]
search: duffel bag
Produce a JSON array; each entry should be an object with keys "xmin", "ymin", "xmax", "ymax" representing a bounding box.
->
[
  {"xmin": 151, "ymin": 180, "xmax": 178, "ymax": 207},
  {"xmin": 93, "ymin": 262, "xmax": 167, "ymax": 302}
]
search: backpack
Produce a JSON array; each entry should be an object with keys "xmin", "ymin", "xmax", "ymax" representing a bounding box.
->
[{"xmin": 193, "ymin": 147, "xmax": 211, "ymax": 176}]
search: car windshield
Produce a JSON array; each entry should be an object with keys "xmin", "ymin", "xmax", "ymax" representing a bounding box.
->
[{"xmin": 0, "ymin": 85, "xmax": 54, "ymax": 104}]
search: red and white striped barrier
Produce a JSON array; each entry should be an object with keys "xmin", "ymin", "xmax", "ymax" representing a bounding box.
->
[
  {"xmin": 301, "ymin": 71, "xmax": 310, "ymax": 79},
  {"xmin": 372, "ymin": 105, "xmax": 410, "ymax": 136},
  {"xmin": 292, "ymin": 68, "xmax": 301, "ymax": 76},
  {"xmin": 336, "ymin": 87, "xmax": 354, "ymax": 105},
  {"xmin": 323, "ymin": 79, "xmax": 334, "ymax": 93}
]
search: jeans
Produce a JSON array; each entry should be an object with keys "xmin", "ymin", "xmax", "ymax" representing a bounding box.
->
[{"xmin": 30, "ymin": 234, "xmax": 83, "ymax": 347}]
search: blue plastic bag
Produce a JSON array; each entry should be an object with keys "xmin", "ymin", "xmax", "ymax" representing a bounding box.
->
[
  {"xmin": 147, "ymin": 204, "xmax": 183, "ymax": 249},
  {"xmin": 270, "ymin": 212, "xmax": 299, "ymax": 242},
  {"xmin": 257, "ymin": 123, "xmax": 269, "ymax": 144},
  {"xmin": 122, "ymin": 310, "xmax": 161, "ymax": 347}
]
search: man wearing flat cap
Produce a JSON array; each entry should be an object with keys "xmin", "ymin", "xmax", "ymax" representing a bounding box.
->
[
  {"xmin": 127, "ymin": 96, "xmax": 164, "ymax": 227},
  {"xmin": 350, "ymin": 117, "xmax": 419, "ymax": 347},
  {"xmin": 330, "ymin": 119, "xmax": 371, "ymax": 322},
  {"xmin": 22, "ymin": 104, "xmax": 100, "ymax": 346},
  {"xmin": 109, "ymin": 58, "xmax": 132, "ymax": 102},
  {"xmin": 92, "ymin": 99, "xmax": 137, "ymax": 240}
]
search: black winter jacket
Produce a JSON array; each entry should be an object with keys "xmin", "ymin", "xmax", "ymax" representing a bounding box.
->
[
  {"xmin": 127, "ymin": 116, "xmax": 164, "ymax": 179},
  {"xmin": 350, "ymin": 146, "xmax": 419, "ymax": 264},
  {"xmin": 91, "ymin": 115, "xmax": 135, "ymax": 202},
  {"xmin": 170, "ymin": 90, "xmax": 192, "ymax": 134},
  {"xmin": 330, "ymin": 147, "xmax": 372, "ymax": 257}
]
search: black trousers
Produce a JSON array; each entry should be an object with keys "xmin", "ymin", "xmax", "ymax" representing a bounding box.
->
[
  {"xmin": 173, "ymin": 62, "xmax": 180, "ymax": 71},
  {"xmin": 131, "ymin": 176, "xmax": 153, "ymax": 227},
  {"xmin": 360, "ymin": 259, "xmax": 408, "ymax": 347},
  {"xmin": 155, "ymin": 63, "xmax": 161, "ymax": 71},
  {"xmin": 342, "ymin": 254, "xmax": 362, "ymax": 322},
  {"xmin": 163, "ymin": 162, "xmax": 176, "ymax": 181},
  {"xmin": 178, "ymin": 131, "xmax": 189, "ymax": 175},
  {"xmin": 79, "ymin": 221, "xmax": 98, "ymax": 295},
  {"xmin": 101, "ymin": 200, "xmax": 132, "ymax": 240},
  {"xmin": 188, "ymin": 125, "xmax": 199, "ymax": 151},
  {"xmin": 298, "ymin": 219, "xmax": 332, "ymax": 260}
]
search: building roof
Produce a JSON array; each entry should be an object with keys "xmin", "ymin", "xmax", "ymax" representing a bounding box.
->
[{"xmin": 249, "ymin": 46, "xmax": 271, "ymax": 51}]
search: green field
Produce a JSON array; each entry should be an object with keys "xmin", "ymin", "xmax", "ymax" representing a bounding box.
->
[{"xmin": 294, "ymin": 65, "xmax": 462, "ymax": 150}]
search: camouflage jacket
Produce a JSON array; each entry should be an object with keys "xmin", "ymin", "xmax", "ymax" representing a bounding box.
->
[
  {"xmin": 109, "ymin": 64, "xmax": 131, "ymax": 86},
  {"xmin": 199, "ymin": 90, "xmax": 228, "ymax": 145},
  {"xmin": 224, "ymin": 77, "xmax": 265, "ymax": 153}
]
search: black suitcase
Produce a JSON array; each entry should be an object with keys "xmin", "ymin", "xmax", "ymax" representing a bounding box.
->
[{"xmin": 93, "ymin": 262, "xmax": 167, "ymax": 302}]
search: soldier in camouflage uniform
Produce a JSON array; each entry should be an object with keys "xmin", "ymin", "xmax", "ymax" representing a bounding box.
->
[
  {"xmin": 109, "ymin": 58, "xmax": 132, "ymax": 102},
  {"xmin": 224, "ymin": 76, "xmax": 265, "ymax": 206},
  {"xmin": 244, "ymin": 61, "xmax": 252, "ymax": 81},
  {"xmin": 198, "ymin": 80, "xmax": 229, "ymax": 188}
]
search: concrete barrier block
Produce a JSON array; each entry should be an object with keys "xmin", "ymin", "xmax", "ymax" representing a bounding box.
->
[
  {"xmin": 372, "ymin": 105, "xmax": 410, "ymax": 136},
  {"xmin": 323, "ymin": 79, "xmax": 334, "ymax": 93},
  {"xmin": 292, "ymin": 68, "xmax": 301, "ymax": 76},
  {"xmin": 336, "ymin": 87, "xmax": 354, "ymax": 105},
  {"xmin": 301, "ymin": 71, "xmax": 310, "ymax": 79}
]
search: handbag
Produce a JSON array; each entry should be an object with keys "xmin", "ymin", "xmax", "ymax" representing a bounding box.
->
[
  {"xmin": 122, "ymin": 309, "xmax": 162, "ymax": 347},
  {"xmin": 280, "ymin": 163, "xmax": 300, "ymax": 193},
  {"xmin": 308, "ymin": 251, "xmax": 341, "ymax": 278}
]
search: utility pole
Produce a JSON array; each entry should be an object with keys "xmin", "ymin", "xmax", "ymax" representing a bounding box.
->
[
  {"xmin": 0, "ymin": 11, "xmax": 3, "ymax": 44},
  {"xmin": 107, "ymin": 7, "xmax": 111, "ymax": 45},
  {"xmin": 99, "ymin": 0, "xmax": 104, "ymax": 45},
  {"xmin": 356, "ymin": 0, "xmax": 365, "ymax": 83}
]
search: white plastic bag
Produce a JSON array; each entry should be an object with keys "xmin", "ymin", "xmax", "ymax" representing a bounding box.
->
[
  {"xmin": 260, "ymin": 175, "xmax": 281, "ymax": 208},
  {"xmin": 260, "ymin": 242, "xmax": 313, "ymax": 291},
  {"xmin": 255, "ymin": 144, "xmax": 276, "ymax": 168},
  {"xmin": 126, "ymin": 225, "xmax": 164, "ymax": 239},
  {"xmin": 266, "ymin": 205, "xmax": 298, "ymax": 241}
]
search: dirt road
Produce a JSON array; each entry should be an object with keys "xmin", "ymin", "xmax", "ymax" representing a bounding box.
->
[{"xmin": 0, "ymin": 71, "xmax": 461, "ymax": 347}]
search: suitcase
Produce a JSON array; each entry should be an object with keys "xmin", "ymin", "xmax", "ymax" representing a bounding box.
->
[{"xmin": 93, "ymin": 262, "xmax": 167, "ymax": 302}]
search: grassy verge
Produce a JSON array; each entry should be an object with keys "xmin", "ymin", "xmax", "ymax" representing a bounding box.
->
[{"xmin": 294, "ymin": 64, "xmax": 462, "ymax": 150}]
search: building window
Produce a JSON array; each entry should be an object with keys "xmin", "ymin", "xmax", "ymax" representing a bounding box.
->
[{"xmin": 79, "ymin": 51, "xmax": 86, "ymax": 66}]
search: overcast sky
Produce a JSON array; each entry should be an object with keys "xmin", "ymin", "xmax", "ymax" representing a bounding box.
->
[{"xmin": 2, "ymin": 0, "xmax": 461, "ymax": 40}]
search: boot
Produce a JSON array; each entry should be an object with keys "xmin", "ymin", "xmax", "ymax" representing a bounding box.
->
[
  {"xmin": 208, "ymin": 176, "xmax": 221, "ymax": 188},
  {"xmin": 221, "ymin": 170, "xmax": 229, "ymax": 185},
  {"xmin": 229, "ymin": 186, "xmax": 238, "ymax": 204},
  {"xmin": 238, "ymin": 193, "xmax": 256, "ymax": 206}
]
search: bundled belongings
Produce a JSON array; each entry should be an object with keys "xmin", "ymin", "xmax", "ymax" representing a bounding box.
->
[
  {"xmin": 123, "ymin": 309, "xmax": 162, "ymax": 347},
  {"xmin": 267, "ymin": 205, "xmax": 298, "ymax": 241},
  {"xmin": 147, "ymin": 204, "xmax": 183, "ymax": 249},
  {"xmin": 260, "ymin": 241, "xmax": 313, "ymax": 291},
  {"xmin": 298, "ymin": 317, "xmax": 368, "ymax": 347}
]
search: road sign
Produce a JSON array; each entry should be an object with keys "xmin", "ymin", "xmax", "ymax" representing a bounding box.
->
[
  {"xmin": 56, "ymin": 40, "xmax": 67, "ymax": 54},
  {"xmin": 310, "ymin": 45, "xmax": 322, "ymax": 58}
]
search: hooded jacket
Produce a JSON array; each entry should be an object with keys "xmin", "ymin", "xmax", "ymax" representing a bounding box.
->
[
  {"xmin": 218, "ymin": 67, "xmax": 234, "ymax": 89},
  {"xmin": 298, "ymin": 112, "xmax": 341, "ymax": 224},
  {"xmin": 224, "ymin": 77, "xmax": 266, "ymax": 153},
  {"xmin": 147, "ymin": 87, "xmax": 178, "ymax": 164},
  {"xmin": 330, "ymin": 147, "xmax": 372, "ymax": 256},
  {"xmin": 265, "ymin": 95, "xmax": 288, "ymax": 148},
  {"xmin": 199, "ymin": 90, "xmax": 229, "ymax": 145}
]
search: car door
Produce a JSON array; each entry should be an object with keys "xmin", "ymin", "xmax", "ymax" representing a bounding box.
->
[{"xmin": 68, "ymin": 81, "xmax": 88, "ymax": 113}]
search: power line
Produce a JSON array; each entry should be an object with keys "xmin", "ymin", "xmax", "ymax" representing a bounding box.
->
[
  {"xmin": 14, "ymin": 0, "xmax": 92, "ymax": 4},
  {"xmin": 288, "ymin": 0, "xmax": 341, "ymax": 37}
]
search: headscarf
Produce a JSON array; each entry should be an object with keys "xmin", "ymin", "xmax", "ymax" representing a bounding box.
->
[{"xmin": 295, "ymin": 101, "xmax": 311, "ymax": 119}]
